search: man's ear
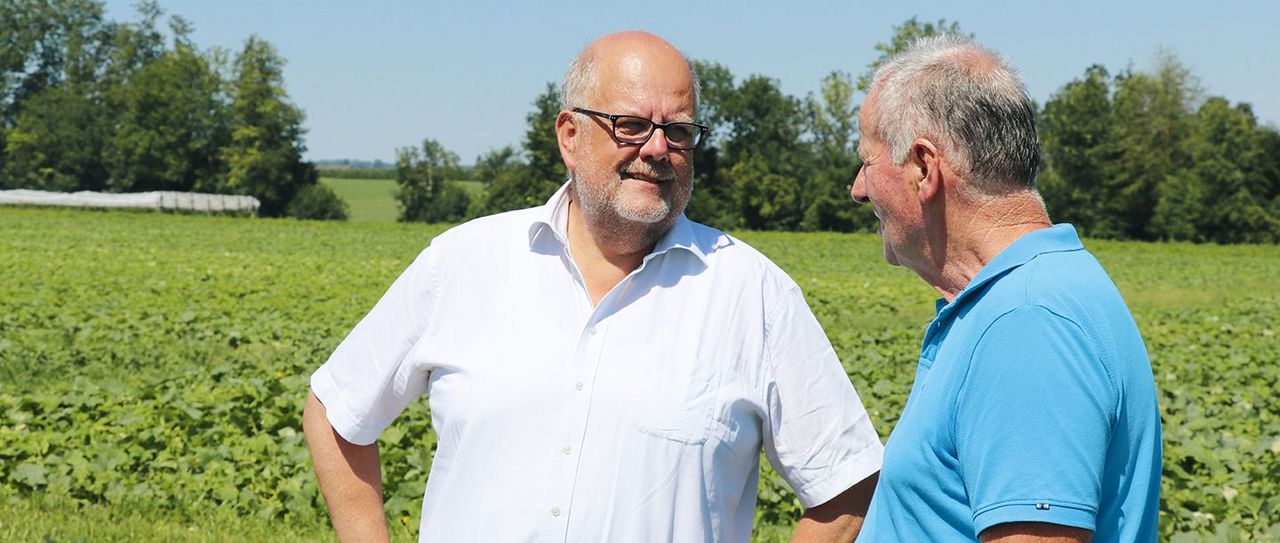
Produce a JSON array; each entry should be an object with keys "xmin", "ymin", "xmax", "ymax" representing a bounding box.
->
[
  {"xmin": 911, "ymin": 138, "xmax": 942, "ymax": 203},
  {"xmin": 556, "ymin": 110, "xmax": 578, "ymax": 171}
]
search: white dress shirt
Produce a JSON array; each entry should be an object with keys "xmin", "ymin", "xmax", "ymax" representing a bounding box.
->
[{"xmin": 311, "ymin": 183, "xmax": 883, "ymax": 542}]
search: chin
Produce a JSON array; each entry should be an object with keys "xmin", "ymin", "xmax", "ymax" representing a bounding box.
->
[
  {"xmin": 883, "ymin": 244, "xmax": 900, "ymax": 267},
  {"xmin": 613, "ymin": 191, "xmax": 675, "ymax": 222},
  {"xmin": 615, "ymin": 203, "xmax": 671, "ymax": 224}
]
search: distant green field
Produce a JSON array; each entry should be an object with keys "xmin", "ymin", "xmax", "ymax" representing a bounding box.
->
[
  {"xmin": 320, "ymin": 177, "xmax": 486, "ymax": 223},
  {"xmin": 319, "ymin": 177, "xmax": 398, "ymax": 222},
  {"xmin": 2, "ymin": 207, "xmax": 1277, "ymax": 541}
]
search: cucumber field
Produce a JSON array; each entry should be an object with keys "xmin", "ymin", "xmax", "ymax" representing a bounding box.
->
[{"xmin": 1, "ymin": 207, "xmax": 1277, "ymax": 542}]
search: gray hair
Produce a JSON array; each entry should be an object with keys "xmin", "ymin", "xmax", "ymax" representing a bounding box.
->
[
  {"xmin": 560, "ymin": 45, "xmax": 701, "ymax": 115},
  {"xmin": 870, "ymin": 35, "xmax": 1040, "ymax": 195}
]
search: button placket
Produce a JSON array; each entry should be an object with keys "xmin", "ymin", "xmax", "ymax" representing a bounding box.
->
[{"xmin": 548, "ymin": 317, "xmax": 609, "ymax": 532}]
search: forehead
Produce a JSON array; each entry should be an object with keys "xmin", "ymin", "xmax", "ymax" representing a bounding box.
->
[
  {"xmin": 589, "ymin": 49, "xmax": 695, "ymax": 116},
  {"xmin": 858, "ymin": 86, "xmax": 881, "ymax": 134}
]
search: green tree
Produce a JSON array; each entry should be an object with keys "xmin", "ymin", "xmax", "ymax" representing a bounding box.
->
[
  {"xmin": 720, "ymin": 75, "xmax": 811, "ymax": 229},
  {"xmin": 802, "ymin": 71, "xmax": 874, "ymax": 231},
  {"xmin": 287, "ymin": 182, "xmax": 348, "ymax": 221},
  {"xmin": 522, "ymin": 83, "xmax": 566, "ymax": 197},
  {"xmin": 0, "ymin": 0, "xmax": 116, "ymax": 186},
  {"xmin": 104, "ymin": 41, "xmax": 228, "ymax": 192},
  {"xmin": 1038, "ymin": 65, "xmax": 1116, "ymax": 235},
  {"xmin": 1106, "ymin": 49, "xmax": 1200, "ymax": 239},
  {"xmin": 469, "ymin": 144, "xmax": 522, "ymax": 217},
  {"xmin": 0, "ymin": 0, "xmax": 113, "ymax": 124},
  {"xmin": 396, "ymin": 138, "xmax": 468, "ymax": 223},
  {"xmin": 684, "ymin": 60, "xmax": 737, "ymax": 229},
  {"xmin": 1155, "ymin": 97, "xmax": 1280, "ymax": 242},
  {"xmin": 482, "ymin": 83, "xmax": 563, "ymax": 214},
  {"xmin": 2, "ymin": 85, "xmax": 108, "ymax": 190},
  {"xmin": 725, "ymin": 154, "xmax": 803, "ymax": 230},
  {"xmin": 221, "ymin": 36, "xmax": 314, "ymax": 216},
  {"xmin": 473, "ymin": 145, "xmax": 519, "ymax": 184}
]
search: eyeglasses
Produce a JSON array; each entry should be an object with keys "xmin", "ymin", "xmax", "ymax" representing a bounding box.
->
[{"xmin": 572, "ymin": 107, "xmax": 709, "ymax": 150}]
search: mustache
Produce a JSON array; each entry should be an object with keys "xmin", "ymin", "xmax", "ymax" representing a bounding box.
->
[{"xmin": 621, "ymin": 164, "xmax": 676, "ymax": 182}]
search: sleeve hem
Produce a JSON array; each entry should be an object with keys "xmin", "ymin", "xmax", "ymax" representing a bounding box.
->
[
  {"xmin": 972, "ymin": 500, "xmax": 1096, "ymax": 536},
  {"xmin": 793, "ymin": 442, "xmax": 885, "ymax": 509},
  {"xmin": 310, "ymin": 366, "xmax": 380, "ymax": 446}
]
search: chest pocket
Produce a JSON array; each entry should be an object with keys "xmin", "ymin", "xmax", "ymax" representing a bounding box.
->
[{"xmin": 623, "ymin": 356, "xmax": 723, "ymax": 445}]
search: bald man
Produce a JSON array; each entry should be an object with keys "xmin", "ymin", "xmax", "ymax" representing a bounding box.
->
[{"xmin": 304, "ymin": 31, "xmax": 883, "ymax": 542}]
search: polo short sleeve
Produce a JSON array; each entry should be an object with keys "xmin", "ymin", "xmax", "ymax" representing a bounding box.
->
[
  {"xmin": 762, "ymin": 286, "xmax": 884, "ymax": 508},
  {"xmin": 310, "ymin": 245, "xmax": 440, "ymax": 446},
  {"xmin": 956, "ymin": 305, "xmax": 1117, "ymax": 536}
]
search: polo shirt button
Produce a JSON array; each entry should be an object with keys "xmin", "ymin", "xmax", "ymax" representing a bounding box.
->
[
  {"xmin": 551, "ymin": 506, "xmax": 562, "ymax": 517},
  {"xmin": 574, "ymin": 381, "xmax": 584, "ymax": 391},
  {"xmin": 561, "ymin": 445, "xmax": 573, "ymax": 455},
  {"xmin": 588, "ymin": 326, "xmax": 598, "ymax": 336}
]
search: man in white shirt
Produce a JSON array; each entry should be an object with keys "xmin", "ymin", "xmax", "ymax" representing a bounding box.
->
[{"xmin": 303, "ymin": 30, "xmax": 883, "ymax": 542}]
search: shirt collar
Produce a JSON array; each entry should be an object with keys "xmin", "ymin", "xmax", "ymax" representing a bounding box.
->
[
  {"xmin": 527, "ymin": 181, "xmax": 708, "ymax": 265},
  {"xmin": 936, "ymin": 223, "xmax": 1084, "ymax": 316}
]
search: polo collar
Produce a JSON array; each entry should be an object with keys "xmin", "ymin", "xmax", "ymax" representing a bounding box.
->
[
  {"xmin": 937, "ymin": 223, "xmax": 1084, "ymax": 316},
  {"xmin": 527, "ymin": 181, "xmax": 708, "ymax": 265}
]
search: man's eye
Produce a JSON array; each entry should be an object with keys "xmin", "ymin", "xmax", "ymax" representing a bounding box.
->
[
  {"xmin": 666, "ymin": 124, "xmax": 695, "ymax": 143},
  {"xmin": 615, "ymin": 119, "xmax": 651, "ymax": 137}
]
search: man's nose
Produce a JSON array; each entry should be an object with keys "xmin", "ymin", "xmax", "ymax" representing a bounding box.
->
[
  {"xmin": 850, "ymin": 167, "xmax": 870, "ymax": 204},
  {"xmin": 638, "ymin": 128, "xmax": 671, "ymax": 162}
]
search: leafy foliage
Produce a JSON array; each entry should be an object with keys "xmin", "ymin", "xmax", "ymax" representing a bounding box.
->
[
  {"xmin": 0, "ymin": 2, "xmax": 329, "ymax": 219},
  {"xmin": 476, "ymin": 84, "xmax": 565, "ymax": 215},
  {"xmin": 287, "ymin": 183, "xmax": 348, "ymax": 221},
  {"xmin": 394, "ymin": 139, "xmax": 469, "ymax": 223},
  {"xmin": 1, "ymin": 208, "xmax": 1277, "ymax": 541},
  {"xmin": 222, "ymin": 36, "xmax": 315, "ymax": 217},
  {"xmin": 1039, "ymin": 54, "xmax": 1280, "ymax": 243}
]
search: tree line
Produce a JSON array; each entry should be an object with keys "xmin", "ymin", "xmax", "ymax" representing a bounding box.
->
[
  {"xmin": 3, "ymin": 5, "xmax": 1275, "ymax": 241},
  {"xmin": 0, "ymin": 0, "xmax": 346, "ymax": 220},
  {"xmin": 398, "ymin": 18, "xmax": 1280, "ymax": 243}
]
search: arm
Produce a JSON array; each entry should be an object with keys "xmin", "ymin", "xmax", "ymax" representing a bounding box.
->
[
  {"xmin": 980, "ymin": 522, "xmax": 1092, "ymax": 543},
  {"xmin": 790, "ymin": 472, "xmax": 878, "ymax": 543},
  {"xmin": 303, "ymin": 390, "xmax": 390, "ymax": 543},
  {"xmin": 958, "ymin": 308, "xmax": 1113, "ymax": 539}
]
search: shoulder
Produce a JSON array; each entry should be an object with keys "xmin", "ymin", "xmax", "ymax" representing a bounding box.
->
[
  {"xmin": 685, "ymin": 220, "xmax": 800, "ymax": 294},
  {"xmin": 404, "ymin": 206, "xmax": 546, "ymax": 288},
  {"xmin": 975, "ymin": 246, "xmax": 1127, "ymax": 330}
]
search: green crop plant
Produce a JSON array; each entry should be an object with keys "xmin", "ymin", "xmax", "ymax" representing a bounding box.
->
[{"xmin": 1, "ymin": 207, "xmax": 1277, "ymax": 541}]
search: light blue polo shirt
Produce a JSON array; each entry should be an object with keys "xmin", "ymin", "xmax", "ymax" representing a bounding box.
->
[{"xmin": 857, "ymin": 224, "xmax": 1161, "ymax": 542}]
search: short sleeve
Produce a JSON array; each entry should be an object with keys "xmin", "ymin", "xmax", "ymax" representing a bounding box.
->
[
  {"xmin": 956, "ymin": 305, "xmax": 1116, "ymax": 535},
  {"xmin": 310, "ymin": 245, "xmax": 440, "ymax": 446},
  {"xmin": 761, "ymin": 286, "xmax": 884, "ymax": 508}
]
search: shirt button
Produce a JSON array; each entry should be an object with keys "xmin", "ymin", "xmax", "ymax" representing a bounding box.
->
[
  {"xmin": 551, "ymin": 506, "xmax": 562, "ymax": 517},
  {"xmin": 588, "ymin": 326, "xmax": 598, "ymax": 336},
  {"xmin": 574, "ymin": 381, "xmax": 584, "ymax": 391},
  {"xmin": 561, "ymin": 445, "xmax": 573, "ymax": 455}
]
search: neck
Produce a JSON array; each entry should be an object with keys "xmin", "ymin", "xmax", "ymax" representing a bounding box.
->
[
  {"xmin": 920, "ymin": 190, "xmax": 1052, "ymax": 302},
  {"xmin": 565, "ymin": 190, "xmax": 672, "ymax": 304}
]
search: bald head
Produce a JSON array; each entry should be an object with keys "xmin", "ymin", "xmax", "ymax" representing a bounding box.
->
[{"xmin": 561, "ymin": 31, "xmax": 699, "ymax": 115}]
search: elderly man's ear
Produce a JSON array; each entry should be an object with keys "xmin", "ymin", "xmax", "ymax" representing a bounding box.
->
[
  {"xmin": 911, "ymin": 138, "xmax": 943, "ymax": 203},
  {"xmin": 556, "ymin": 110, "xmax": 578, "ymax": 171}
]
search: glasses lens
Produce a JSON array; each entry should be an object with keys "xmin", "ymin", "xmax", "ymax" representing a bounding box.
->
[
  {"xmin": 664, "ymin": 123, "xmax": 698, "ymax": 147},
  {"xmin": 613, "ymin": 117, "xmax": 653, "ymax": 142}
]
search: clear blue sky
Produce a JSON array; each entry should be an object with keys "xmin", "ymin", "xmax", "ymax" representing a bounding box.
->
[{"xmin": 103, "ymin": 1, "xmax": 1280, "ymax": 165}]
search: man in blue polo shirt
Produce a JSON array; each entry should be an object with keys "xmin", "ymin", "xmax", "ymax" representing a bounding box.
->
[{"xmin": 849, "ymin": 35, "xmax": 1162, "ymax": 542}]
